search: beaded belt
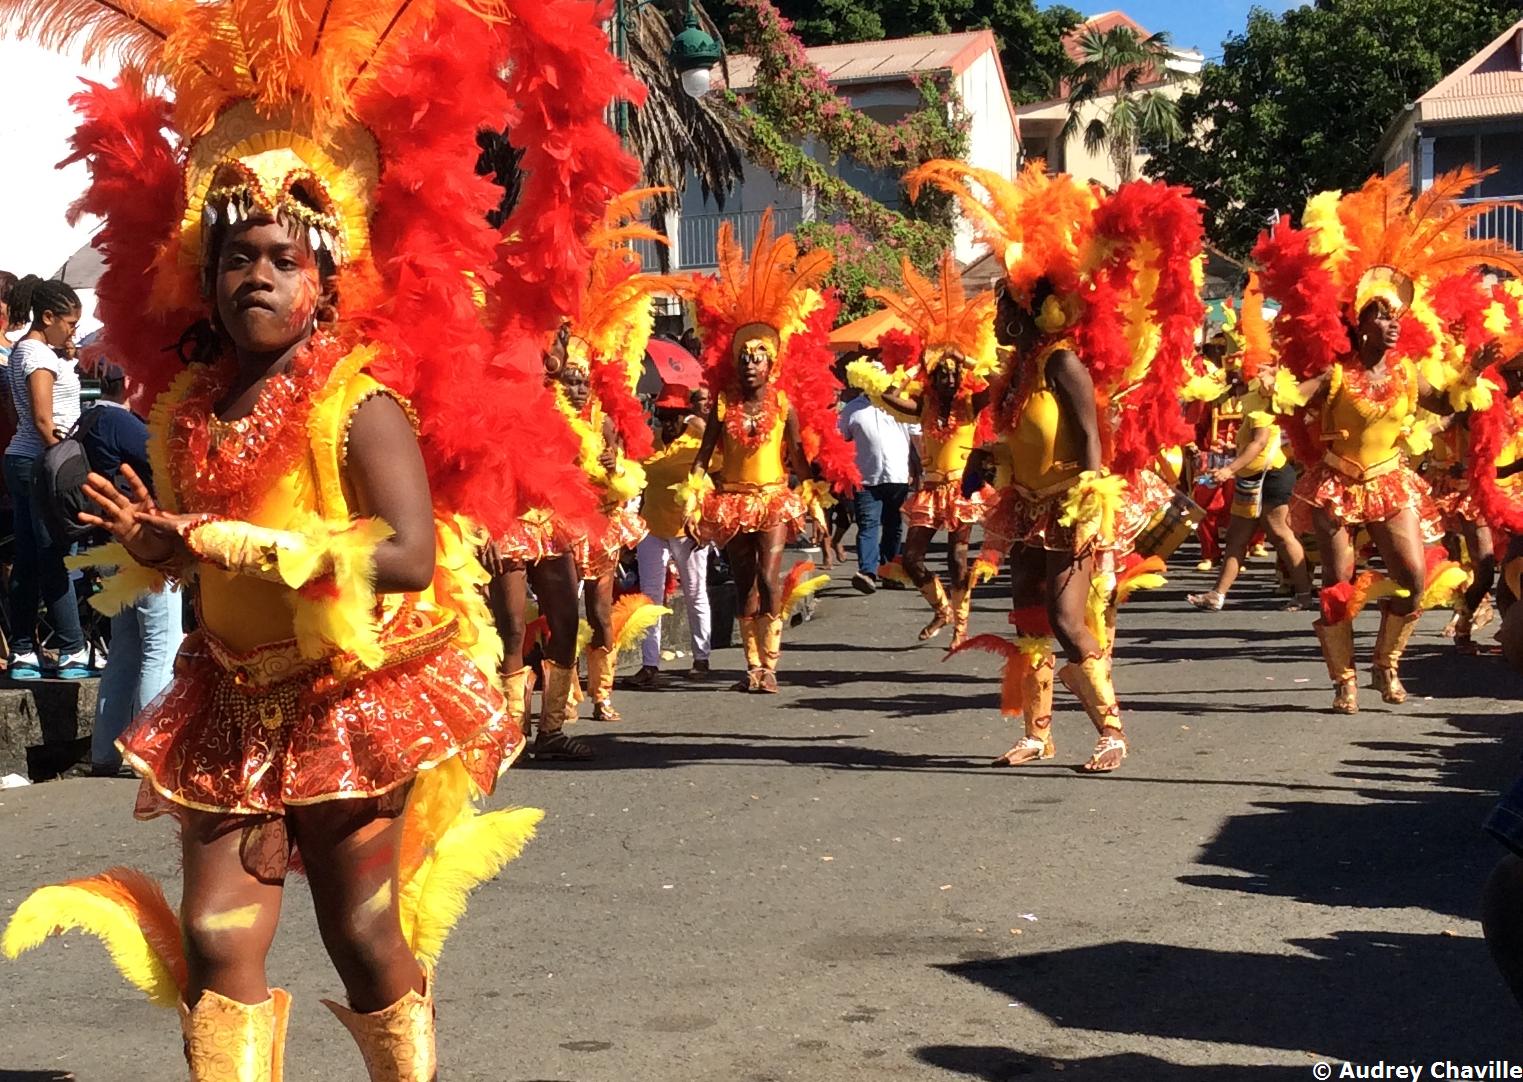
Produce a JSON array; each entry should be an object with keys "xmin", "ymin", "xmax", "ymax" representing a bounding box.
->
[
  {"xmin": 920, "ymin": 469, "xmax": 964, "ymax": 486},
  {"xmin": 200, "ymin": 604, "xmax": 460, "ymax": 731},
  {"xmin": 719, "ymin": 480, "xmax": 788, "ymax": 495},
  {"xmin": 1322, "ymin": 450, "xmax": 1401, "ymax": 483}
]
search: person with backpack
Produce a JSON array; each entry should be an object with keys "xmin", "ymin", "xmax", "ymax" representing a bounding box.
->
[
  {"xmin": 2, "ymin": 276, "xmax": 89, "ymax": 679},
  {"xmin": 82, "ymin": 364, "xmax": 182, "ymax": 776}
]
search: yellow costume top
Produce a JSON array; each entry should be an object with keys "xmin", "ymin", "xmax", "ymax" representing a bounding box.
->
[
  {"xmin": 1323, "ymin": 360, "xmax": 1417, "ymax": 476},
  {"xmin": 922, "ymin": 404, "xmax": 978, "ymax": 482},
  {"xmin": 1005, "ymin": 345, "xmax": 1083, "ymax": 494},
  {"xmin": 642, "ymin": 425, "xmax": 706, "ymax": 538},
  {"xmin": 718, "ymin": 393, "xmax": 790, "ymax": 489},
  {"xmin": 1238, "ymin": 408, "xmax": 1287, "ymax": 475}
]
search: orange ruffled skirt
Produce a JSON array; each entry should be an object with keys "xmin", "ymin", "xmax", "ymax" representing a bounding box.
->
[
  {"xmin": 1290, "ymin": 460, "xmax": 1442, "ymax": 541},
  {"xmin": 120, "ymin": 605, "xmax": 518, "ymax": 819},
  {"xmin": 981, "ymin": 471, "xmax": 1174, "ymax": 559},
  {"xmin": 695, "ymin": 483, "xmax": 806, "ymax": 549},
  {"xmin": 905, "ymin": 476, "xmax": 994, "ymax": 532},
  {"xmin": 496, "ymin": 511, "xmax": 574, "ymax": 565},
  {"xmin": 572, "ymin": 505, "xmax": 648, "ymax": 580},
  {"xmin": 1427, "ymin": 470, "xmax": 1481, "ymax": 528}
]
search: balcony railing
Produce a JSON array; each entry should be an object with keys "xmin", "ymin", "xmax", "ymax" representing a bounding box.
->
[
  {"xmin": 678, "ymin": 206, "xmax": 807, "ymax": 269},
  {"xmin": 1460, "ymin": 195, "xmax": 1523, "ymax": 253}
]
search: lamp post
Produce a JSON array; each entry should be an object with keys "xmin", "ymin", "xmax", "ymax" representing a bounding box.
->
[{"xmin": 611, "ymin": 0, "xmax": 723, "ymax": 137}]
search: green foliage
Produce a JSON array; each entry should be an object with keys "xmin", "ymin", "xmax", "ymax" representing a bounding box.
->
[
  {"xmin": 1146, "ymin": 0, "xmax": 1523, "ymax": 257},
  {"xmin": 706, "ymin": 0, "xmax": 1081, "ymax": 105},
  {"xmin": 724, "ymin": 0, "xmax": 971, "ymax": 315}
]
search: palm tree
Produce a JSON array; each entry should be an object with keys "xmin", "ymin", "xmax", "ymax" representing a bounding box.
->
[{"xmin": 1061, "ymin": 26, "xmax": 1185, "ymax": 186}]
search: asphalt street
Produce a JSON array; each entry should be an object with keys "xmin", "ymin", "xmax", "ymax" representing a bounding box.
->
[{"xmin": 2, "ymin": 553, "xmax": 1522, "ymax": 1081}]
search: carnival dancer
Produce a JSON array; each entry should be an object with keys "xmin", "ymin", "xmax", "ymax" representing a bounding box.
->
[
  {"xmin": 1255, "ymin": 167, "xmax": 1522, "ymax": 714},
  {"xmin": 909, "ymin": 160, "xmax": 1205, "ymax": 774},
  {"xmin": 847, "ymin": 254, "xmax": 996, "ymax": 647},
  {"xmin": 683, "ymin": 210, "xmax": 860, "ymax": 693},
  {"xmin": 1189, "ymin": 345, "xmax": 1243, "ymax": 572},
  {"xmin": 0, "ymin": 1, "xmax": 639, "ymax": 1077},
  {"xmin": 1186, "ymin": 280, "xmax": 1315, "ymax": 611}
]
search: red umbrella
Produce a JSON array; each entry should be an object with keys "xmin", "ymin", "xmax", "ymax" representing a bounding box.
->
[{"xmin": 640, "ymin": 338, "xmax": 702, "ymax": 397}]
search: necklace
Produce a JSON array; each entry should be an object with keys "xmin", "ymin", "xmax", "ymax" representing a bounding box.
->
[
  {"xmin": 724, "ymin": 386, "xmax": 782, "ymax": 451},
  {"xmin": 923, "ymin": 386, "xmax": 971, "ymax": 442},
  {"xmin": 1341, "ymin": 359, "xmax": 1411, "ymax": 421},
  {"xmin": 167, "ymin": 333, "xmax": 345, "ymax": 519}
]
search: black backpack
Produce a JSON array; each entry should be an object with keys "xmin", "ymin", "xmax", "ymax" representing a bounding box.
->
[{"xmin": 33, "ymin": 408, "xmax": 104, "ymax": 546}]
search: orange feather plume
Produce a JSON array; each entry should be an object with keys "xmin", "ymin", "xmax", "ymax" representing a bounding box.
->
[
  {"xmin": 864, "ymin": 253, "xmax": 997, "ymax": 381},
  {"xmin": 705, "ymin": 207, "xmax": 833, "ymax": 351}
]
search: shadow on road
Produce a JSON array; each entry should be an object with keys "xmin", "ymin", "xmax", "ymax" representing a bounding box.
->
[
  {"xmin": 916, "ymin": 1045, "xmax": 1305, "ymax": 1081},
  {"xmin": 932, "ymin": 930, "xmax": 1518, "ymax": 1065},
  {"xmin": 0, "ymin": 1072, "xmax": 75, "ymax": 1081}
]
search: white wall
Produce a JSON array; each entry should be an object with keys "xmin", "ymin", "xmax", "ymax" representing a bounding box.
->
[{"xmin": 954, "ymin": 50, "xmax": 1020, "ymax": 265}]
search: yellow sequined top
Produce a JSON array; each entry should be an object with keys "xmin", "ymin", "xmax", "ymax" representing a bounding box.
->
[
  {"xmin": 717, "ymin": 393, "xmax": 790, "ymax": 489},
  {"xmin": 1005, "ymin": 344, "xmax": 1084, "ymax": 493},
  {"xmin": 1323, "ymin": 359, "xmax": 1417, "ymax": 474},
  {"xmin": 147, "ymin": 345, "xmax": 496, "ymax": 675}
]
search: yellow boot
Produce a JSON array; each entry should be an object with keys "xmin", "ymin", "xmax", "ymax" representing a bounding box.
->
[
  {"xmin": 758, "ymin": 613, "xmax": 784, "ymax": 694},
  {"xmin": 323, "ymin": 977, "xmax": 435, "ymax": 1082},
  {"xmin": 586, "ymin": 646, "xmax": 621, "ymax": 722},
  {"xmin": 1371, "ymin": 606, "xmax": 1421, "ymax": 704},
  {"xmin": 1057, "ymin": 655, "xmax": 1127, "ymax": 773},
  {"xmin": 917, "ymin": 578, "xmax": 952, "ymax": 641},
  {"xmin": 532, "ymin": 660, "xmax": 592, "ymax": 760},
  {"xmin": 1314, "ymin": 619, "xmax": 1358, "ymax": 714},
  {"xmin": 734, "ymin": 616, "xmax": 763, "ymax": 692},
  {"xmin": 502, "ymin": 667, "xmax": 529, "ymax": 736},
  {"xmin": 949, "ymin": 585, "xmax": 974, "ymax": 650},
  {"xmin": 994, "ymin": 645, "xmax": 1055, "ymax": 766},
  {"xmin": 180, "ymin": 988, "xmax": 291, "ymax": 1082}
]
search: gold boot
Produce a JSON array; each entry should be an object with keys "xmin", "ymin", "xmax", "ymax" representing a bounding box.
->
[
  {"xmin": 994, "ymin": 646, "xmax": 1055, "ymax": 766},
  {"xmin": 586, "ymin": 646, "xmax": 621, "ymax": 722},
  {"xmin": 323, "ymin": 977, "xmax": 435, "ymax": 1082},
  {"xmin": 1058, "ymin": 655, "xmax": 1127, "ymax": 773},
  {"xmin": 502, "ymin": 667, "xmax": 529, "ymax": 736},
  {"xmin": 1314, "ymin": 619, "xmax": 1358, "ymax": 714},
  {"xmin": 758, "ymin": 613, "xmax": 784, "ymax": 694},
  {"xmin": 180, "ymin": 988, "xmax": 291, "ymax": 1082},
  {"xmin": 1371, "ymin": 607, "xmax": 1421, "ymax": 704},
  {"xmin": 917, "ymin": 578, "xmax": 952, "ymax": 640},
  {"xmin": 949, "ymin": 585, "xmax": 973, "ymax": 649},
  {"xmin": 734, "ymin": 616, "xmax": 763, "ymax": 692},
  {"xmin": 532, "ymin": 660, "xmax": 592, "ymax": 760}
]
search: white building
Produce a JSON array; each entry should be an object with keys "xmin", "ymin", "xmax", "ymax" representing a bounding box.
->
[{"xmin": 670, "ymin": 29, "xmax": 1022, "ymax": 270}]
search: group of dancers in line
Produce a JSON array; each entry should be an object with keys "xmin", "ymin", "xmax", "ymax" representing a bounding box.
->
[{"xmin": 0, "ymin": 0, "xmax": 1522, "ymax": 1077}]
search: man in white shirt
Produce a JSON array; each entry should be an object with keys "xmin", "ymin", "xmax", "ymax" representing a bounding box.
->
[{"xmin": 838, "ymin": 388, "xmax": 918, "ymax": 593}]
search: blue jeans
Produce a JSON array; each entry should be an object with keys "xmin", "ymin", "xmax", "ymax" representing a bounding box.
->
[
  {"xmin": 3, "ymin": 453, "xmax": 84, "ymax": 656},
  {"xmin": 91, "ymin": 583, "xmax": 183, "ymax": 770},
  {"xmin": 853, "ymin": 482, "xmax": 909, "ymax": 576}
]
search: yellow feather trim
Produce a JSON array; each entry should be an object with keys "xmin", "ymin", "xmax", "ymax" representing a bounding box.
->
[
  {"xmin": 66, "ymin": 544, "xmax": 168, "ymax": 615},
  {"xmin": 1083, "ymin": 568, "xmax": 1118, "ymax": 652},
  {"xmin": 1118, "ymin": 573, "xmax": 1167, "ymax": 605},
  {"xmin": 1181, "ymin": 371, "xmax": 1228, "ymax": 404},
  {"xmin": 846, "ymin": 357, "xmax": 895, "ymax": 397},
  {"xmin": 1058, "ymin": 471, "xmax": 1125, "ymax": 552},
  {"xmin": 1449, "ymin": 373, "xmax": 1498, "ymax": 414},
  {"xmin": 782, "ymin": 573, "xmax": 831, "ymax": 618},
  {"xmin": 433, "ymin": 516, "xmax": 504, "ymax": 684},
  {"xmin": 1270, "ymin": 367, "xmax": 1311, "ymax": 414},
  {"xmin": 796, "ymin": 479, "xmax": 837, "ymax": 516},
  {"xmin": 1423, "ymin": 564, "xmax": 1472, "ymax": 610},
  {"xmin": 575, "ymin": 619, "xmax": 593, "ymax": 660},
  {"xmin": 970, "ymin": 558, "xmax": 999, "ymax": 586},
  {"xmin": 611, "ymin": 595, "xmax": 671, "ymax": 659},
  {"xmin": 399, "ymin": 803, "xmax": 544, "ymax": 968},
  {"xmin": 3, "ymin": 870, "xmax": 184, "ymax": 1008},
  {"xmin": 145, "ymin": 368, "xmax": 199, "ymax": 514},
  {"xmin": 287, "ymin": 515, "xmax": 393, "ymax": 669},
  {"xmin": 672, "ymin": 471, "xmax": 715, "ymax": 525}
]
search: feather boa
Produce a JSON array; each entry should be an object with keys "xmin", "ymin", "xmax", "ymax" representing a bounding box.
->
[
  {"xmin": 1470, "ymin": 382, "xmax": 1523, "ymax": 534},
  {"xmin": 591, "ymin": 357, "xmax": 655, "ymax": 461},
  {"xmin": 777, "ymin": 295, "xmax": 860, "ymax": 495}
]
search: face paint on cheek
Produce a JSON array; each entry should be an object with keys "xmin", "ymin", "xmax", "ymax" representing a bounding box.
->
[{"xmin": 286, "ymin": 269, "xmax": 322, "ymax": 332}]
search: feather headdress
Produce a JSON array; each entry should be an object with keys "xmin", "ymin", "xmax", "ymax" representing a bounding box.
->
[
  {"xmin": 864, "ymin": 253, "xmax": 998, "ymax": 388},
  {"xmin": 12, "ymin": 0, "xmax": 645, "ymax": 537}
]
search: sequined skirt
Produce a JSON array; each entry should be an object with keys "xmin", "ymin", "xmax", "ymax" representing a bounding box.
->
[
  {"xmin": 120, "ymin": 604, "xmax": 518, "ymax": 818},
  {"xmin": 904, "ymin": 476, "xmax": 994, "ymax": 531},
  {"xmin": 981, "ymin": 471, "xmax": 1173, "ymax": 559},
  {"xmin": 572, "ymin": 505, "xmax": 648, "ymax": 580},
  {"xmin": 1290, "ymin": 460, "xmax": 1442, "ymax": 541},
  {"xmin": 695, "ymin": 483, "xmax": 806, "ymax": 549},
  {"xmin": 496, "ymin": 510, "xmax": 573, "ymax": 565},
  {"xmin": 1427, "ymin": 471, "xmax": 1481, "ymax": 527}
]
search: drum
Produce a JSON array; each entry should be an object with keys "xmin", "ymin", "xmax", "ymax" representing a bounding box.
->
[{"xmin": 1133, "ymin": 490, "xmax": 1206, "ymax": 561}]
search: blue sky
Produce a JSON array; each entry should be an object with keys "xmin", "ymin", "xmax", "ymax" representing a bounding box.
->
[{"xmin": 1047, "ymin": 1, "xmax": 1302, "ymax": 58}]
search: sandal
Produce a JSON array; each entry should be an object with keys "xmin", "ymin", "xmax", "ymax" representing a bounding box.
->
[
  {"xmin": 1187, "ymin": 591, "xmax": 1224, "ymax": 611},
  {"xmin": 1473, "ymin": 595, "xmax": 1499, "ymax": 636},
  {"xmin": 1079, "ymin": 732, "xmax": 1127, "ymax": 774},
  {"xmin": 733, "ymin": 668, "xmax": 764, "ymax": 693},
  {"xmin": 592, "ymin": 699, "xmax": 623, "ymax": 722},
  {"xmin": 530, "ymin": 730, "xmax": 595, "ymax": 762},
  {"xmin": 993, "ymin": 737, "xmax": 1052, "ymax": 767},
  {"xmin": 1282, "ymin": 592, "xmax": 1316, "ymax": 612},
  {"xmin": 1332, "ymin": 677, "xmax": 1359, "ymax": 715},
  {"xmin": 754, "ymin": 669, "xmax": 779, "ymax": 694}
]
